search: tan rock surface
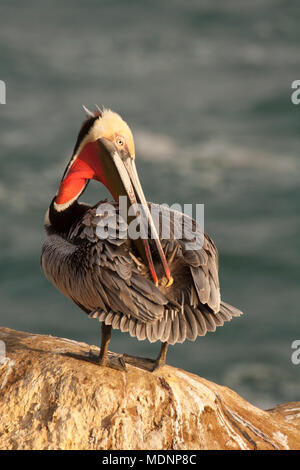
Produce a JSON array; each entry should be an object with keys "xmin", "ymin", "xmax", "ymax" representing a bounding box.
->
[{"xmin": 0, "ymin": 326, "xmax": 299, "ymax": 450}]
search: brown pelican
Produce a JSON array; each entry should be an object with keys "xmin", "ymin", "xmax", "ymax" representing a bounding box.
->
[{"xmin": 41, "ymin": 107, "xmax": 243, "ymax": 371}]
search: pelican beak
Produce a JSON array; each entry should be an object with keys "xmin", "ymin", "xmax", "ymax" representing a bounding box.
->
[{"xmin": 97, "ymin": 137, "xmax": 173, "ymax": 286}]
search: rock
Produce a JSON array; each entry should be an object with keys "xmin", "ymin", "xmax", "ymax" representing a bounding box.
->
[
  {"xmin": 0, "ymin": 326, "xmax": 299, "ymax": 450},
  {"xmin": 267, "ymin": 402, "xmax": 300, "ymax": 431}
]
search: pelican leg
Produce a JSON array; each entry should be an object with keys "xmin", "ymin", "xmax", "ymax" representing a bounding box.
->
[
  {"xmin": 122, "ymin": 342, "xmax": 169, "ymax": 372},
  {"xmin": 89, "ymin": 323, "xmax": 126, "ymax": 371},
  {"xmin": 98, "ymin": 323, "xmax": 111, "ymax": 366},
  {"xmin": 153, "ymin": 342, "xmax": 169, "ymax": 371}
]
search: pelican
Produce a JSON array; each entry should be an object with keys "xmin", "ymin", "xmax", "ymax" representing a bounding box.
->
[{"xmin": 41, "ymin": 107, "xmax": 243, "ymax": 371}]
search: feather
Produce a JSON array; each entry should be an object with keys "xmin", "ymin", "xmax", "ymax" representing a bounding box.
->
[
  {"xmin": 120, "ymin": 315, "xmax": 130, "ymax": 332},
  {"xmin": 88, "ymin": 310, "xmax": 99, "ymax": 319},
  {"xmin": 98, "ymin": 311, "xmax": 107, "ymax": 322},
  {"xmin": 146, "ymin": 323, "xmax": 157, "ymax": 343},
  {"xmin": 104, "ymin": 311, "xmax": 114, "ymax": 325},
  {"xmin": 129, "ymin": 319, "xmax": 137, "ymax": 337},
  {"xmin": 221, "ymin": 301, "xmax": 243, "ymax": 317},
  {"xmin": 136, "ymin": 322, "xmax": 147, "ymax": 341},
  {"xmin": 161, "ymin": 317, "xmax": 172, "ymax": 343},
  {"xmin": 218, "ymin": 309, "xmax": 232, "ymax": 322},
  {"xmin": 177, "ymin": 310, "xmax": 187, "ymax": 343},
  {"xmin": 189, "ymin": 286, "xmax": 198, "ymax": 308},
  {"xmin": 202, "ymin": 311, "xmax": 216, "ymax": 332},
  {"xmin": 168, "ymin": 311, "xmax": 179, "ymax": 345},
  {"xmin": 208, "ymin": 276, "xmax": 220, "ymax": 312},
  {"xmin": 112, "ymin": 313, "xmax": 121, "ymax": 329},
  {"xmin": 156, "ymin": 318, "xmax": 166, "ymax": 341},
  {"xmin": 212, "ymin": 312, "xmax": 224, "ymax": 327},
  {"xmin": 193, "ymin": 308, "xmax": 207, "ymax": 336},
  {"xmin": 190, "ymin": 266, "xmax": 210, "ymax": 304},
  {"xmin": 151, "ymin": 320, "xmax": 161, "ymax": 342},
  {"xmin": 184, "ymin": 305, "xmax": 198, "ymax": 341},
  {"xmin": 82, "ymin": 104, "xmax": 94, "ymax": 118}
]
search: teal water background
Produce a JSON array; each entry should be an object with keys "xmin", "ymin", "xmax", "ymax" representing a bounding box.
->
[{"xmin": 0, "ymin": 0, "xmax": 300, "ymax": 408}]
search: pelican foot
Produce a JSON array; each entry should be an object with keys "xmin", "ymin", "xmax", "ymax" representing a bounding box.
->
[
  {"xmin": 102, "ymin": 354, "xmax": 127, "ymax": 371},
  {"xmin": 89, "ymin": 348, "xmax": 127, "ymax": 371}
]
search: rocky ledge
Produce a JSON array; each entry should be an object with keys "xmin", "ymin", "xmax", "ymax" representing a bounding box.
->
[{"xmin": 0, "ymin": 326, "xmax": 299, "ymax": 450}]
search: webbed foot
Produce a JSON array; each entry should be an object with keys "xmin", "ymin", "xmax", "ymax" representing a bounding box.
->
[{"xmin": 89, "ymin": 348, "xmax": 127, "ymax": 371}]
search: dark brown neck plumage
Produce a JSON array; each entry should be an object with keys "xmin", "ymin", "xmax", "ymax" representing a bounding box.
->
[{"xmin": 46, "ymin": 197, "xmax": 90, "ymax": 236}]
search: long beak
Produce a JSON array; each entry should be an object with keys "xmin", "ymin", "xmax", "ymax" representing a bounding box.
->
[{"xmin": 97, "ymin": 138, "xmax": 173, "ymax": 286}]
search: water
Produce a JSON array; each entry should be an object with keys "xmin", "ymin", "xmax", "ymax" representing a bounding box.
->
[{"xmin": 0, "ymin": 0, "xmax": 299, "ymax": 409}]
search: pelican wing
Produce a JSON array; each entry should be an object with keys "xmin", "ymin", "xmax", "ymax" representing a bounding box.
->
[{"xmin": 150, "ymin": 203, "xmax": 220, "ymax": 312}]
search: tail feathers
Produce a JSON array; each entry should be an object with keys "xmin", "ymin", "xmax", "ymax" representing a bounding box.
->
[
  {"xmin": 220, "ymin": 301, "xmax": 243, "ymax": 318},
  {"xmin": 88, "ymin": 300, "xmax": 243, "ymax": 345}
]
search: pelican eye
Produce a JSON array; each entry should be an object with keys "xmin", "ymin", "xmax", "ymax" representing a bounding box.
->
[{"xmin": 116, "ymin": 137, "xmax": 125, "ymax": 147}]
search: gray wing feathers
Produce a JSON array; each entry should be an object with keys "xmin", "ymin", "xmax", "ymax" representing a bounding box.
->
[{"xmin": 184, "ymin": 305, "xmax": 198, "ymax": 341}]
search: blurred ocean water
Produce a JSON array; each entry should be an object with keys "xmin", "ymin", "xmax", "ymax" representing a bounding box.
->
[{"xmin": 0, "ymin": 0, "xmax": 299, "ymax": 408}]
